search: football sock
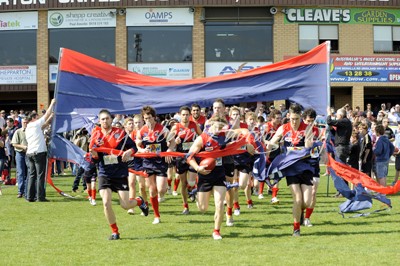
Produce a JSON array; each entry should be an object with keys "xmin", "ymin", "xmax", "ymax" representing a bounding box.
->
[
  {"xmin": 150, "ymin": 196, "xmax": 160, "ymax": 218},
  {"xmin": 305, "ymin": 208, "xmax": 314, "ymax": 219}
]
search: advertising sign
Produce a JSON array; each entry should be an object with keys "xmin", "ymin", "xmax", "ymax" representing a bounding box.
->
[
  {"xmin": 0, "ymin": 65, "xmax": 36, "ymax": 84},
  {"xmin": 205, "ymin": 62, "xmax": 272, "ymax": 77},
  {"xmin": 284, "ymin": 8, "xmax": 400, "ymax": 25},
  {"xmin": 128, "ymin": 63, "xmax": 192, "ymax": 80},
  {"xmin": 126, "ymin": 8, "xmax": 194, "ymax": 26},
  {"xmin": 48, "ymin": 9, "xmax": 116, "ymax": 29},
  {"xmin": 331, "ymin": 55, "xmax": 400, "ymax": 82},
  {"xmin": 0, "ymin": 11, "xmax": 37, "ymax": 30}
]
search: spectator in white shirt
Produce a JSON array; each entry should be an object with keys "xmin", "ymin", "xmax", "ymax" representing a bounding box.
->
[{"xmin": 25, "ymin": 99, "xmax": 55, "ymax": 202}]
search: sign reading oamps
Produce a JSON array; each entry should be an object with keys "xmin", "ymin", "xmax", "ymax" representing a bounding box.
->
[{"xmin": 144, "ymin": 11, "xmax": 172, "ymax": 20}]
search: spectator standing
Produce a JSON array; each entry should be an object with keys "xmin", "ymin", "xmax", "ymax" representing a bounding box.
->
[
  {"xmin": 112, "ymin": 114, "xmax": 124, "ymax": 127},
  {"xmin": 366, "ymin": 111, "xmax": 375, "ymax": 123},
  {"xmin": 327, "ymin": 107, "xmax": 353, "ymax": 197},
  {"xmin": 0, "ymin": 129, "xmax": 7, "ymax": 179},
  {"xmin": 373, "ymin": 124, "xmax": 395, "ymax": 187},
  {"xmin": 0, "ymin": 110, "xmax": 6, "ymax": 129},
  {"xmin": 279, "ymin": 103, "xmax": 288, "ymax": 118},
  {"xmin": 72, "ymin": 129, "xmax": 89, "ymax": 193},
  {"xmin": 382, "ymin": 118, "xmax": 395, "ymax": 142},
  {"xmin": 380, "ymin": 103, "xmax": 388, "ymax": 114},
  {"xmin": 25, "ymin": 99, "xmax": 55, "ymax": 202},
  {"xmin": 255, "ymin": 103, "xmax": 267, "ymax": 121},
  {"xmin": 394, "ymin": 104, "xmax": 400, "ymax": 122},
  {"xmin": 358, "ymin": 123, "xmax": 373, "ymax": 177},
  {"xmin": 326, "ymin": 107, "xmax": 353, "ymax": 163},
  {"xmin": 5, "ymin": 118, "xmax": 17, "ymax": 168},
  {"xmin": 388, "ymin": 108, "xmax": 398, "ymax": 126},
  {"xmin": 348, "ymin": 132, "xmax": 361, "ymax": 170},
  {"xmin": 11, "ymin": 117, "xmax": 29, "ymax": 198},
  {"xmin": 393, "ymin": 122, "xmax": 400, "ymax": 185}
]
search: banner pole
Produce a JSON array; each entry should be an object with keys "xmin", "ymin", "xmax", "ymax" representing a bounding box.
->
[
  {"xmin": 48, "ymin": 47, "xmax": 64, "ymax": 164},
  {"xmin": 326, "ymin": 41, "xmax": 331, "ymax": 197}
]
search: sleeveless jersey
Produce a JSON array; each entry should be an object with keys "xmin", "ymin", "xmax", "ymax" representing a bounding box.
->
[
  {"xmin": 128, "ymin": 129, "xmax": 143, "ymax": 170},
  {"xmin": 265, "ymin": 121, "xmax": 282, "ymax": 159},
  {"xmin": 138, "ymin": 123, "xmax": 168, "ymax": 169},
  {"xmin": 190, "ymin": 115, "xmax": 206, "ymax": 130},
  {"xmin": 199, "ymin": 132, "xmax": 226, "ymax": 172},
  {"xmin": 89, "ymin": 126, "xmax": 136, "ymax": 178},
  {"xmin": 176, "ymin": 121, "xmax": 199, "ymax": 152},
  {"xmin": 234, "ymin": 123, "xmax": 253, "ymax": 165}
]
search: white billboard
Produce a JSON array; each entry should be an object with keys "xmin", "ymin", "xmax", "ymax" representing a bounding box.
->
[
  {"xmin": 205, "ymin": 62, "xmax": 273, "ymax": 77},
  {"xmin": 0, "ymin": 11, "xmax": 38, "ymax": 31},
  {"xmin": 0, "ymin": 65, "xmax": 36, "ymax": 84},
  {"xmin": 126, "ymin": 8, "xmax": 194, "ymax": 26},
  {"xmin": 48, "ymin": 9, "xmax": 116, "ymax": 29},
  {"xmin": 128, "ymin": 63, "xmax": 192, "ymax": 80}
]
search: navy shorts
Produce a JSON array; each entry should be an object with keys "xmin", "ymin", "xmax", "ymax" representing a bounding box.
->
[
  {"xmin": 127, "ymin": 158, "xmax": 143, "ymax": 171},
  {"xmin": 143, "ymin": 159, "xmax": 168, "ymax": 177},
  {"xmin": 83, "ymin": 166, "xmax": 97, "ymax": 184},
  {"xmin": 98, "ymin": 176, "xmax": 129, "ymax": 192},
  {"xmin": 224, "ymin": 163, "xmax": 235, "ymax": 178},
  {"xmin": 286, "ymin": 171, "xmax": 313, "ymax": 186},
  {"xmin": 234, "ymin": 163, "xmax": 252, "ymax": 174},
  {"xmin": 175, "ymin": 157, "xmax": 196, "ymax": 175},
  {"xmin": 197, "ymin": 166, "xmax": 226, "ymax": 192}
]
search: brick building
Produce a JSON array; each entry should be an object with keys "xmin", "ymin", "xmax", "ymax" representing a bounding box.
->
[{"xmin": 1, "ymin": 0, "xmax": 399, "ymax": 113}]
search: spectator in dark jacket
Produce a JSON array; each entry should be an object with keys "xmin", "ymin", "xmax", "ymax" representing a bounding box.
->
[
  {"xmin": 348, "ymin": 132, "xmax": 360, "ymax": 170},
  {"xmin": 327, "ymin": 106, "xmax": 353, "ymax": 197},
  {"xmin": 326, "ymin": 107, "xmax": 353, "ymax": 163},
  {"xmin": 373, "ymin": 124, "xmax": 395, "ymax": 187},
  {"xmin": 358, "ymin": 123, "xmax": 373, "ymax": 177}
]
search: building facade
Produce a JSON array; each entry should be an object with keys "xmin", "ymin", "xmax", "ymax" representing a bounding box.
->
[{"xmin": 1, "ymin": 0, "xmax": 399, "ymax": 113}]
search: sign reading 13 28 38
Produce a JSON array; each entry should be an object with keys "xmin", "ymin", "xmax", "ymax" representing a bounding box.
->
[{"xmin": 337, "ymin": 70, "xmax": 379, "ymax": 77}]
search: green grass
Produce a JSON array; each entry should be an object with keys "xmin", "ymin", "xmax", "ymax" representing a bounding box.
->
[{"xmin": 1, "ymin": 166, "xmax": 400, "ymax": 265}]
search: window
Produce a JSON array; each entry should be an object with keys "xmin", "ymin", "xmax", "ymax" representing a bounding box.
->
[
  {"xmin": 49, "ymin": 28, "xmax": 115, "ymax": 63},
  {"xmin": 127, "ymin": 27, "xmax": 192, "ymax": 63},
  {"xmin": 0, "ymin": 30, "xmax": 36, "ymax": 66},
  {"xmin": 299, "ymin": 25, "xmax": 338, "ymax": 53},
  {"xmin": 374, "ymin": 26, "xmax": 400, "ymax": 53},
  {"xmin": 205, "ymin": 23, "xmax": 273, "ymax": 62}
]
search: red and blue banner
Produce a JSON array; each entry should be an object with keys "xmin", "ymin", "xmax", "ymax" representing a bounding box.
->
[{"xmin": 52, "ymin": 42, "xmax": 330, "ymax": 134}]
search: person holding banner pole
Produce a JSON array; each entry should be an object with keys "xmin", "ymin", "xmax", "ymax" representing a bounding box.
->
[{"xmin": 25, "ymin": 99, "xmax": 55, "ymax": 202}]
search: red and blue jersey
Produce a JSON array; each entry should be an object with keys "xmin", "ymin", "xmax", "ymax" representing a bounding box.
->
[
  {"xmin": 234, "ymin": 123, "xmax": 253, "ymax": 166},
  {"xmin": 128, "ymin": 129, "xmax": 143, "ymax": 171},
  {"xmin": 138, "ymin": 123, "xmax": 169, "ymax": 170},
  {"xmin": 89, "ymin": 126, "xmax": 136, "ymax": 178},
  {"xmin": 176, "ymin": 121, "xmax": 199, "ymax": 152},
  {"xmin": 266, "ymin": 121, "xmax": 282, "ymax": 159},
  {"xmin": 281, "ymin": 121, "xmax": 320, "ymax": 174},
  {"xmin": 190, "ymin": 115, "xmax": 206, "ymax": 131},
  {"xmin": 199, "ymin": 132, "xmax": 226, "ymax": 173}
]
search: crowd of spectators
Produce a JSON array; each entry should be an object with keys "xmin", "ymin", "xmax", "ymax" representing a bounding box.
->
[{"xmin": 1, "ymin": 101, "xmax": 399, "ymax": 201}]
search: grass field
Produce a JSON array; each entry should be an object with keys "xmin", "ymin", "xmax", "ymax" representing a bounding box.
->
[{"xmin": 1, "ymin": 166, "xmax": 400, "ymax": 266}]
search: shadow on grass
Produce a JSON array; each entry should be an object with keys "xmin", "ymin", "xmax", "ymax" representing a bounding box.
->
[
  {"xmin": 123, "ymin": 233, "xmax": 212, "ymax": 241},
  {"xmin": 309, "ymin": 229, "xmax": 400, "ymax": 236}
]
